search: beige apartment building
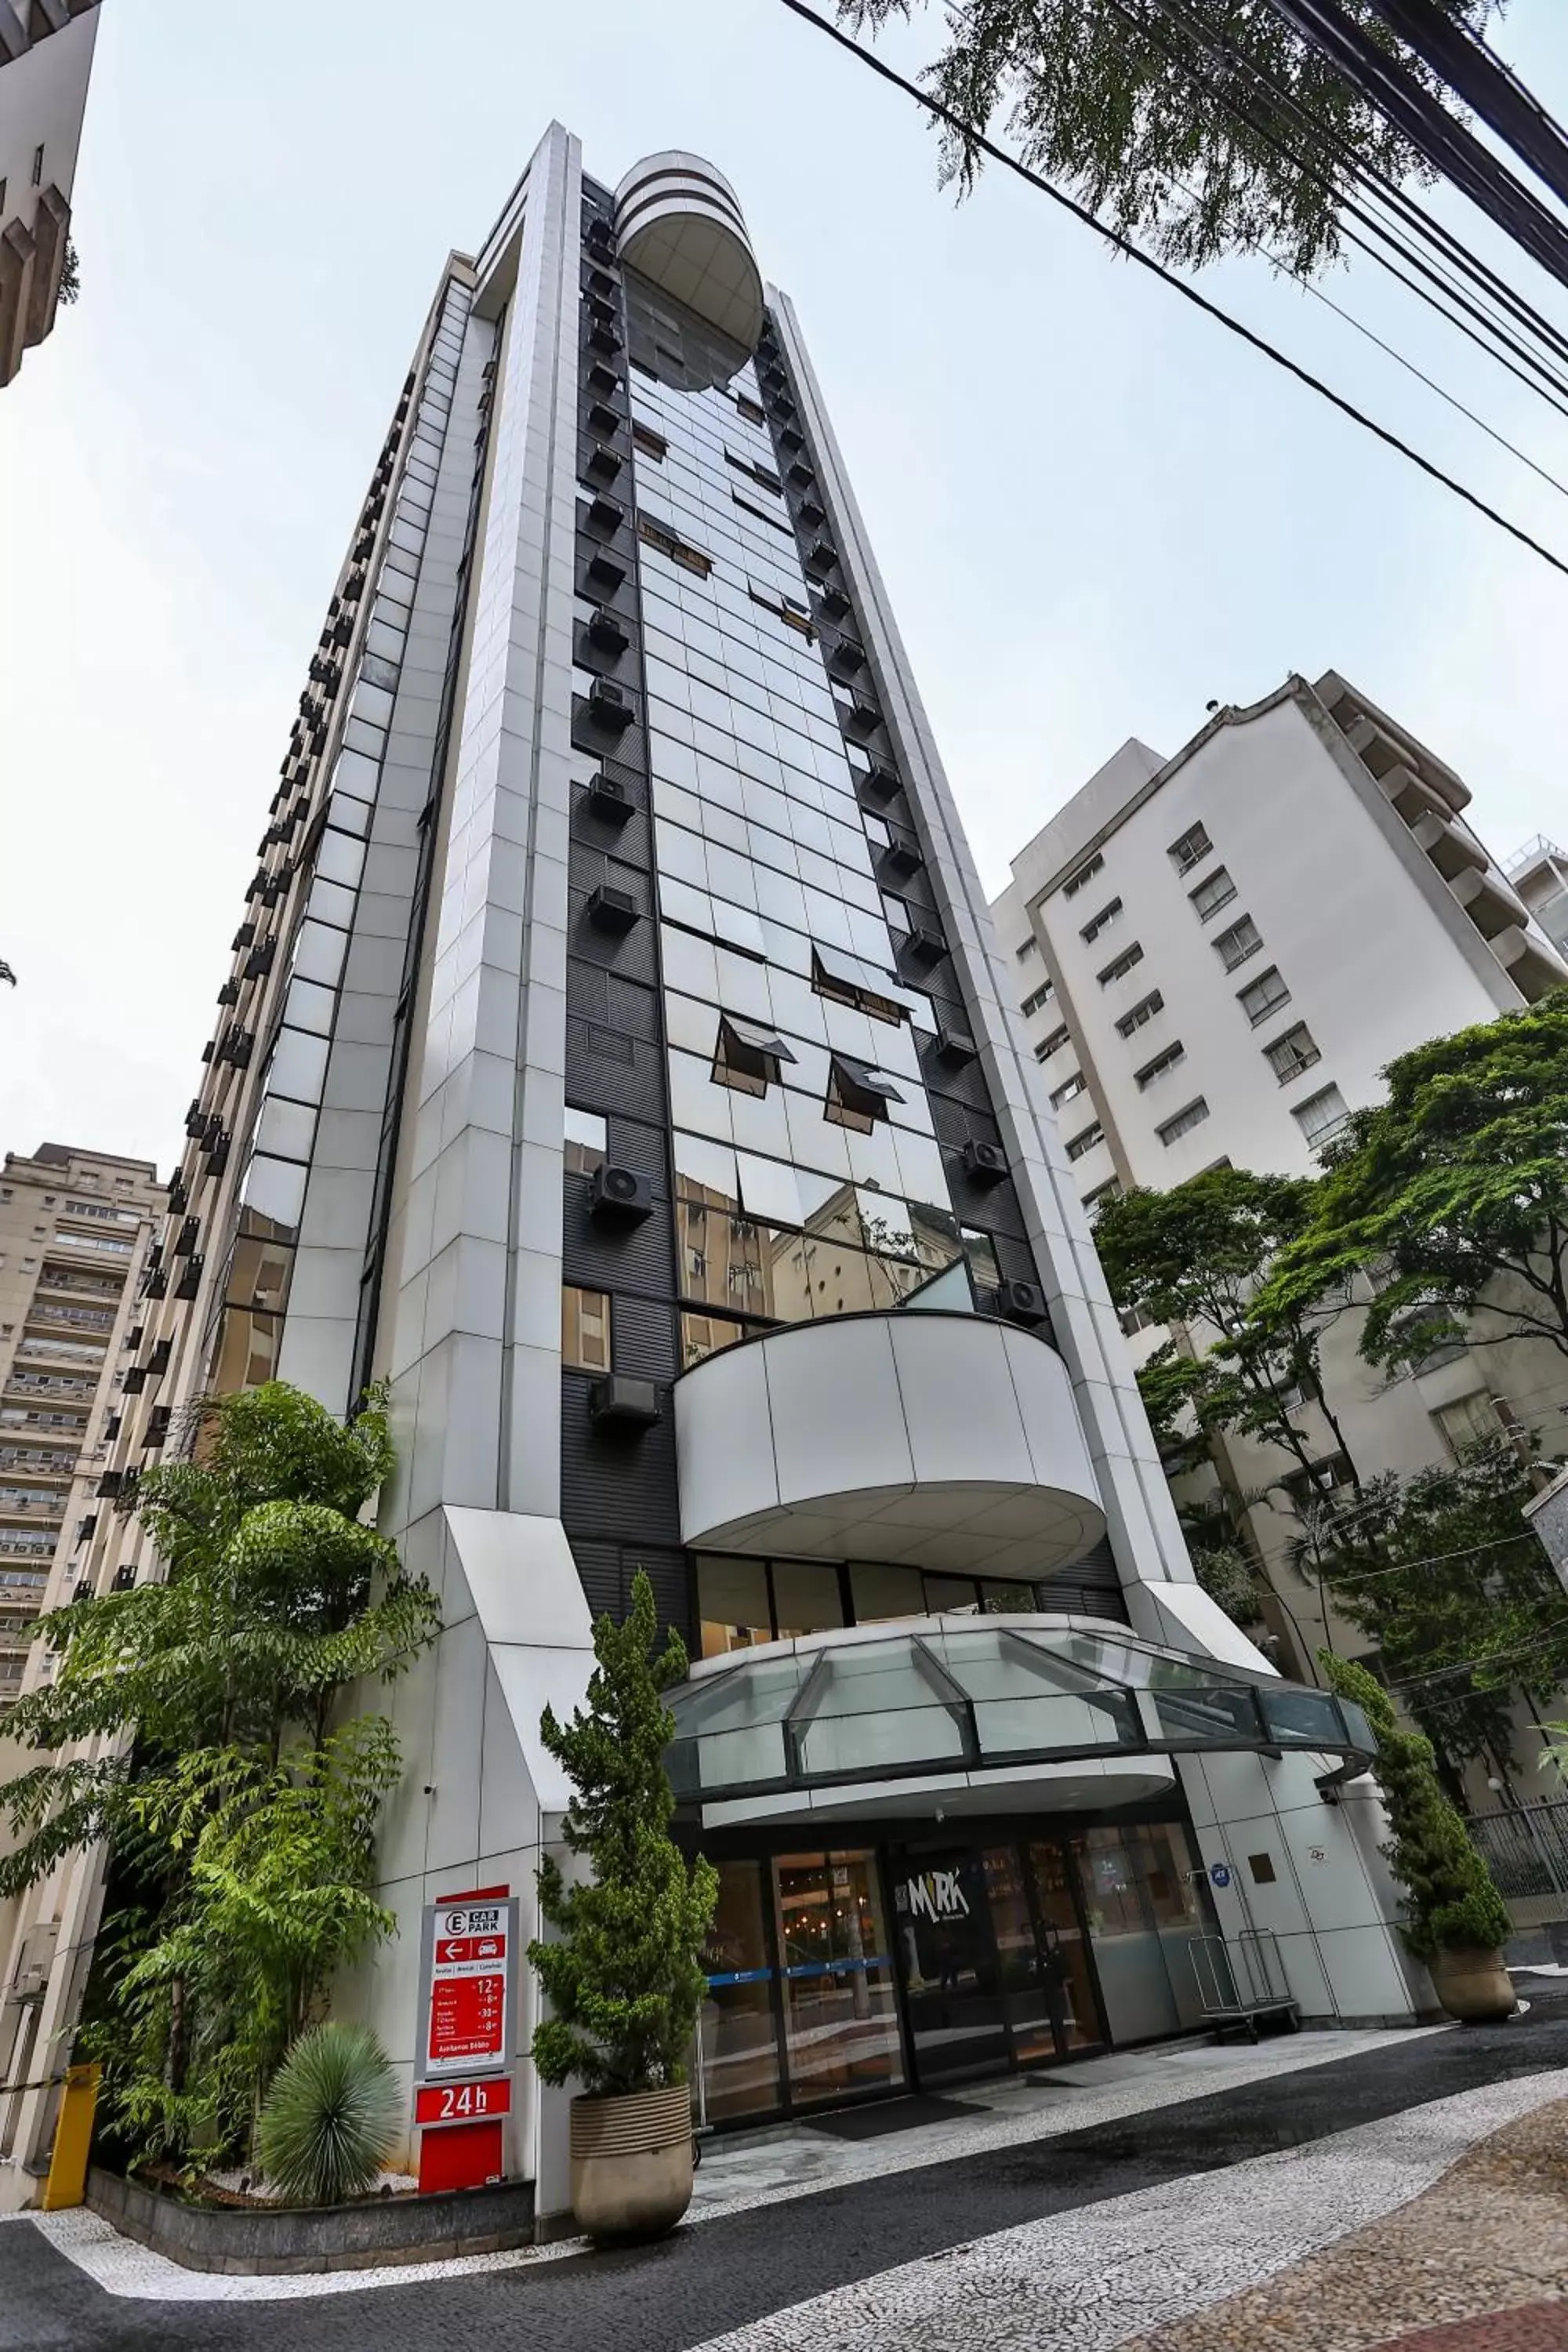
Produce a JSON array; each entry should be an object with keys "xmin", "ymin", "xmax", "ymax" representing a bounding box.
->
[
  {"xmin": 990, "ymin": 673, "xmax": 1568, "ymax": 1761},
  {"xmin": 0, "ymin": 1140, "xmax": 159, "ymax": 2142},
  {"xmin": 0, "ymin": 0, "xmax": 100, "ymax": 386}
]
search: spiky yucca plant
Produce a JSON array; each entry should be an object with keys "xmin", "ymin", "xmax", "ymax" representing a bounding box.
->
[{"xmin": 257, "ymin": 2023, "xmax": 401, "ymax": 2207}]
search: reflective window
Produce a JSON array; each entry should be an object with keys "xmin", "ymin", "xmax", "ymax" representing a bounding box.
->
[
  {"xmin": 564, "ymin": 1107, "xmax": 608, "ymax": 1176},
  {"xmin": 561, "ymin": 1284, "xmax": 611, "ymax": 1373}
]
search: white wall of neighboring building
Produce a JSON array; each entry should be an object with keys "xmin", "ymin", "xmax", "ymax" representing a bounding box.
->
[
  {"xmin": 995, "ymin": 677, "xmax": 1559, "ymax": 1200},
  {"xmin": 993, "ymin": 671, "xmax": 1568, "ymax": 1749}
]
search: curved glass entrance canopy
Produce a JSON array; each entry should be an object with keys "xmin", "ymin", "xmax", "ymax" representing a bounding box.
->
[{"xmin": 666, "ymin": 1619, "xmax": 1375, "ymax": 1809}]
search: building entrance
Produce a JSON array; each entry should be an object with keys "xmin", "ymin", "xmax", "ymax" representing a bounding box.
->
[
  {"xmin": 694, "ymin": 1820, "xmax": 1213, "ymax": 2129},
  {"xmin": 888, "ymin": 1838, "xmax": 1105, "ymax": 2085}
]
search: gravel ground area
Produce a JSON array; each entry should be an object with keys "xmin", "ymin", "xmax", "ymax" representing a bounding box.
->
[{"xmin": 1120, "ymin": 2096, "xmax": 1568, "ymax": 2352}]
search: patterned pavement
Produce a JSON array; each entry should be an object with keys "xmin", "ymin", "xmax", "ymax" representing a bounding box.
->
[{"xmin": 4, "ymin": 2002, "xmax": 1568, "ymax": 2350}]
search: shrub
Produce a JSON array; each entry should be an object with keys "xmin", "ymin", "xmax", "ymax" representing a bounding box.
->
[
  {"xmin": 1322, "ymin": 1653, "xmax": 1512, "ymax": 1962},
  {"xmin": 257, "ymin": 2023, "xmax": 401, "ymax": 2206},
  {"xmin": 529, "ymin": 1570, "xmax": 717, "ymax": 2097}
]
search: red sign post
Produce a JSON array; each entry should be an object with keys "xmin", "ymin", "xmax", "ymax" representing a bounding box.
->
[{"xmin": 414, "ymin": 1886, "xmax": 517, "ymax": 2195}]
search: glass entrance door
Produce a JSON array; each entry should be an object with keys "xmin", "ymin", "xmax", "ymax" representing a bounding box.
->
[
  {"xmin": 891, "ymin": 1846, "xmax": 1009, "ymax": 2085},
  {"xmin": 772, "ymin": 1850, "xmax": 906, "ymax": 2106},
  {"xmin": 1023, "ymin": 1838, "xmax": 1105, "ymax": 2059}
]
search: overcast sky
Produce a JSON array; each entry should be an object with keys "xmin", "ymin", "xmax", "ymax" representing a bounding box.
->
[{"xmin": 4, "ymin": 0, "xmax": 1567, "ymax": 1174}]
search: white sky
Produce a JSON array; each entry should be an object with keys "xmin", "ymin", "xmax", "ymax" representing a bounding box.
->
[{"xmin": 3, "ymin": 0, "xmax": 1567, "ymax": 1174}]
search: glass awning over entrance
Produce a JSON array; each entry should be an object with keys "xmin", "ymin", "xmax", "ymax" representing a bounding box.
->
[{"xmin": 665, "ymin": 1619, "xmax": 1376, "ymax": 1807}]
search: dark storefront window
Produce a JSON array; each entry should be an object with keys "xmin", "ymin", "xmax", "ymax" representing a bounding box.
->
[
  {"xmin": 697, "ymin": 1554, "xmax": 1047, "ymax": 1657},
  {"xmin": 1079, "ymin": 1823, "xmax": 1210, "ymax": 2042}
]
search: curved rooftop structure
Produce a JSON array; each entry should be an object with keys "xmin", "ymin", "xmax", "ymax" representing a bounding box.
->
[{"xmin": 613, "ymin": 149, "xmax": 764, "ymax": 352}]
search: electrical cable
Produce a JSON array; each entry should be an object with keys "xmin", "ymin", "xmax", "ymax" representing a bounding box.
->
[
  {"xmin": 1086, "ymin": 0, "xmax": 1568, "ymax": 483},
  {"xmin": 774, "ymin": 0, "xmax": 1568, "ymax": 581},
  {"xmin": 1295, "ymin": 269, "xmax": 1568, "ymax": 494},
  {"xmin": 1361, "ymin": 0, "xmax": 1568, "ymax": 212},
  {"xmin": 1334, "ymin": 215, "xmax": 1568, "ymax": 424},
  {"xmin": 1135, "ymin": 0, "xmax": 1568, "ymax": 402},
  {"xmin": 1259, "ymin": 0, "xmax": 1568, "ymax": 295},
  {"xmin": 1388, "ymin": 1614, "xmax": 1568, "ymax": 1689},
  {"xmin": 1139, "ymin": 0, "xmax": 1568, "ymax": 394}
]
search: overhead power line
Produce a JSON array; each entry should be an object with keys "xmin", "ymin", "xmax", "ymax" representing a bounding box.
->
[
  {"xmin": 1136, "ymin": 0, "xmax": 1568, "ymax": 404},
  {"xmin": 1362, "ymin": 0, "xmax": 1568, "ymax": 213},
  {"xmin": 1261, "ymin": 0, "xmax": 1568, "ymax": 295},
  {"xmin": 775, "ymin": 0, "xmax": 1568, "ymax": 583}
]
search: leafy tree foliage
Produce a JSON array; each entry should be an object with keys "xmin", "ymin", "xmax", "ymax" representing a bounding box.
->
[
  {"xmin": 530, "ymin": 1571, "xmax": 718, "ymax": 2099},
  {"xmin": 0, "ymin": 1381, "xmax": 437, "ymax": 2169},
  {"xmin": 840, "ymin": 0, "xmax": 1501, "ymax": 277},
  {"xmin": 1297, "ymin": 1438, "xmax": 1566, "ymax": 1781},
  {"xmin": 1263, "ymin": 996, "xmax": 1568, "ymax": 1374},
  {"xmin": 1322, "ymin": 1653, "xmax": 1512, "ymax": 1958},
  {"xmin": 1094, "ymin": 1167, "xmax": 1356, "ymax": 1493}
]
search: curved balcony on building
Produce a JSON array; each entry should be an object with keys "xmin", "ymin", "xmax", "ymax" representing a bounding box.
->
[
  {"xmin": 673, "ymin": 1310, "xmax": 1105, "ymax": 1575},
  {"xmin": 666, "ymin": 1617, "xmax": 1376, "ymax": 1828},
  {"xmin": 613, "ymin": 150, "xmax": 764, "ymax": 357}
]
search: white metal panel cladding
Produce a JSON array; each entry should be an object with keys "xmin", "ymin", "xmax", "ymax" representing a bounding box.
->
[{"xmin": 673, "ymin": 1309, "xmax": 1105, "ymax": 1572}]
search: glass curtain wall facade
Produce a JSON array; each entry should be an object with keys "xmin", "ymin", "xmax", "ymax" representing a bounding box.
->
[{"xmin": 0, "ymin": 128, "xmax": 1424, "ymax": 2213}]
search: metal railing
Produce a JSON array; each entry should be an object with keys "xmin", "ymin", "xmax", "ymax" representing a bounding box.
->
[
  {"xmin": 1505, "ymin": 835, "xmax": 1565, "ymax": 876},
  {"xmin": 1463, "ymin": 1798, "xmax": 1568, "ymax": 1904}
]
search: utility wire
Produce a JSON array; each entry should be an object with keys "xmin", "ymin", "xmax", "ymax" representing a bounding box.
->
[
  {"xmin": 1334, "ymin": 215, "xmax": 1568, "ymax": 425},
  {"xmin": 1362, "ymin": 0, "xmax": 1568, "ymax": 213},
  {"xmin": 1135, "ymin": 0, "xmax": 1568, "ymax": 404},
  {"xmin": 775, "ymin": 0, "xmax": 1568, "ymax": 581},
  {"xmin": 1260, "ymin": 0, "xmax": 1568, "ymax": 296},
  {"xmin": 1298, "ymin": 269, "xmax": 1568, "ymax": 494},
  {"xmin": 1142, "ymin": 0, "xmax": 1568, "ymax": 393},
  {"xmin": 1388, "ymin": 1615, "xmax": 1568, "ymax": 1690},
  {"xmin": 1091, "ymin": 0, "xmax": 1568, "ymax": 485}
]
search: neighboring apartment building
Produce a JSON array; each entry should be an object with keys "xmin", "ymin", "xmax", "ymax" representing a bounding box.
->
[
  {"xmin": 0, "ymin": 1142, "xmax": 158, "ymax": 2113},
  {"xmin": 0, "ymin": 140, "xmax": 1428, "ymax": 2213},
  {"xmin": 991, "ymin": 672, "xmax": 1568, "ymax": 1700},
  {"xmin": 1508, "ymin": 835, "xmax": 1568, "ymax": 961},
  {"xmin": 0, "ymin": 0, "xmax": 100, "ymax": 386}
]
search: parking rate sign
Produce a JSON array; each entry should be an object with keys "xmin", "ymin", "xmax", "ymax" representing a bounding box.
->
[{"xmin": 419, "ymin": 1890, "xmax": 517, "ymax": 2079}]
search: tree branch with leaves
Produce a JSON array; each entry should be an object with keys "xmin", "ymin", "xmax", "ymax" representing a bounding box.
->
[
  {"xmin": 839, "ymin": 0, "xmax": 1503, "ymax": 277},
  {"xmin": 0, "ymin": 1380, "xmax": 437, "ymax": 2172},
  {"xmin": 1261, "ymin": 995, "xmax": 1568, "ymax": 1376}
]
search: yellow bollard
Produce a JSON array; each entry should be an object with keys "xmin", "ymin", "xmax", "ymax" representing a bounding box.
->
[{"xmin": 41, "ymin": 2063, "xmax": 100, "ymax": 2212}]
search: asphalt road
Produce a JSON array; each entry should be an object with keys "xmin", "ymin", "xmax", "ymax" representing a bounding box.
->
[{"xmin": 5, "ymin": 2003, "xmax": 1568, "ymax": 2352}]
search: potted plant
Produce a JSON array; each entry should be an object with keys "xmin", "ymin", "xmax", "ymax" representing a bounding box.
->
[
  {"xmin": 1323, "ymin": 1655, "xmax": 1515, "ymax": 2023},
  {"xmin": 529, "ymin": 1571, "xmax": 717, "ymax": 2242}
]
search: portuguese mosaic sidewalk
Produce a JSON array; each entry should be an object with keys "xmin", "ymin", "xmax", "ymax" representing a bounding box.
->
[
  {"xmin": 1120, "ymin": 2092, "xmax": 1568, "ymax": 2352},
  {"xmin": 5, "ymin": 2011, "xmax": 1568, "ymax": 2350}
]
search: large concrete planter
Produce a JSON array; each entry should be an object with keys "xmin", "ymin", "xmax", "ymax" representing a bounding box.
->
[
  {"xmin": 85, "ymin": 2165, "xmax": 535, "ymax": 2274},
  {"xmin": 1428, "ymin": 1946, "xmax": 1515, "ymax": 2024},
  {"xmin": 568, "ymin": 2084, "xmax": 692, "ymax": 2243}
]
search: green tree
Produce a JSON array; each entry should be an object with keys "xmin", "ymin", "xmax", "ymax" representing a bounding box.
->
[
  {"xmin": 0, "ymin": 1381, "xmax": 438, "ymax": 2168},
  {"xmin": 1094, "ymin": 1167, "xmax": 1356, "ymax": 1494},
  {"xmin": 1298, "ymin": 1437, "xmax": 1566, "ymax": 1784},
  {"xmin": 840, "ymin": 0, "xmax": 1501, "ymax": 277},
  {"xmin": 1263, "ymin": 996, "xmax": 1568, "ymax": 1377},
  {"xmin": 530, "ymin": 1571, "xmax": 717, "ymax": 2099},
  {"xmin": 1321, "ymin": 1653, "xmax": 1512, "ymax": 1959}
]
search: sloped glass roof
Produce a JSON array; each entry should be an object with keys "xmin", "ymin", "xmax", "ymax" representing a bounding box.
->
[{"xmin": 665, "ymin": 1620, "xmax": 1374, "ymax": 1805}]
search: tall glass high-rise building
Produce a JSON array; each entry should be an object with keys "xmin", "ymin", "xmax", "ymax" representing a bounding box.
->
[{"xmin": 0, "ymin": 127, "xmax": 1425, "ymax": 2216}]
